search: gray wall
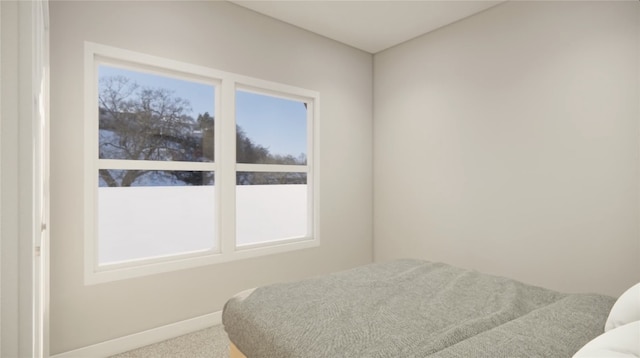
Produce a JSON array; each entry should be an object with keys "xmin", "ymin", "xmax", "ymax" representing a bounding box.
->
[
  {"xmin": 50, "ymin": 1, "xmax": 373, "ymax": 354},
  {"xmin": 374, "ymin": 1, "xmax": 639, "ymax": 297}
]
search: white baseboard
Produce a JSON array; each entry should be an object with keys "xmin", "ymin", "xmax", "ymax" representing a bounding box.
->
[{"xmin": 51, "ymin": 311, "xmax": 222, "ymax": 358}]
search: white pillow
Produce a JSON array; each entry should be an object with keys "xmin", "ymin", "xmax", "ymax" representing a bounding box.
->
[
  {"xmin": 572, "ymin": 321, "xmax": 640, "ymax": 358},
  {"xmin": 606, "ymin": 283, "xmax": 640, "ymax": 332}
]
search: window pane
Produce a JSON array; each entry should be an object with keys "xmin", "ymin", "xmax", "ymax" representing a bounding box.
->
[
  {"xmin": 99, "ymin": 169, "xmax": 214, "ymax": 187},
  {"xmin": 236, "ymin": 90, "xmax": 307, "ymax": 165},
  {"xmin": 99, "ymin": 65, "xmax": 215, "ymax": 162},
  {"xmin": 236, "ymin": 172, "xmax": 307, "ymax": 247},
  {"xmin": 98, "ymin": 172, "xmax": 216, "ymax": 265}
]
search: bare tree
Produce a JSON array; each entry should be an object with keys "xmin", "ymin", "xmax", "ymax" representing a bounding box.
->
[{"xmin": 99, "ymin": 76, "xmax": 203, "ymax": 186}]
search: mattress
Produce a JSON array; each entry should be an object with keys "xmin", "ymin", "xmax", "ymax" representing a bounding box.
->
[{"xmin": 222, "ymin": 259, "xmax": 615, "ymax": 357}]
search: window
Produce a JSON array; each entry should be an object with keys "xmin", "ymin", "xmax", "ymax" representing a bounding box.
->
[
  {"xmin": 97, "ymin": 65, "xmax": 218, "ymax": 266},
  {"xmin": 235, "ymin": 89, "xmax": 311, "ymax": 247},
  {"xmin": 85, "ymin": 43, "xmax": 319, "ymax": 284}
]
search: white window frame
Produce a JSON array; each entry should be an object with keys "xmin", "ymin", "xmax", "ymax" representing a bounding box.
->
[{"xmin": 84, "ymin": 42, "xmax": 320, "ymax": 285}]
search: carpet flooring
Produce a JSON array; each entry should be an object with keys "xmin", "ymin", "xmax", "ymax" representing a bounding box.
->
[{"xmin": 109, "ymin": 324, "xmax": 230, "ymax": 358}]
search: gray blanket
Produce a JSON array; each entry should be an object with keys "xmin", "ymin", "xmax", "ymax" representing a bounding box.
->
[{"xmin": 222, "ymin": 260, "xmax": 614, "ymax": 357}]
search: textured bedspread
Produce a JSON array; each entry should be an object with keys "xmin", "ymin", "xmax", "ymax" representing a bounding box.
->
[{"xmin": 222, "ymin": 260, "xmax": 614, "ymax": 357}]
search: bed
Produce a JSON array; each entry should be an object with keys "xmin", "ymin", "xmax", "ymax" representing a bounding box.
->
[{"xmin": 222, "ymin": 259, "xmax": 637, "ymax": 357}]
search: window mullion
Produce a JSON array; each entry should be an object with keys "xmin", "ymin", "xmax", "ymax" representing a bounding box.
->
[
  {"xmin": 236, "ymin": 163, "xmax": 308, "ymax": 173},
  {"xmin": 219, "ymin": 79, "xmax": 237, "ymax": 254},
  {"xmin": 98, "ymin": 159, "xmax": 215, "ymax": 171}
]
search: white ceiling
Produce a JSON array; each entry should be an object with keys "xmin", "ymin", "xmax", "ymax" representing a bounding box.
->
[{"xmin": 229, "ymin": 1, "xmax": 504, "ymax": 53}]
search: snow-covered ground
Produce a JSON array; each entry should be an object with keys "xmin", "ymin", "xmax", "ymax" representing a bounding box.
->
[{"xmin": 98, "ymin": 185, "xmax": 307, "ymax": 265}]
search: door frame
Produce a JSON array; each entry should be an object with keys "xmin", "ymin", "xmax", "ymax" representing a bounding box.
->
[{"xmin": 1, "ymin": 1, "xmax": 50, "ymax": 357}]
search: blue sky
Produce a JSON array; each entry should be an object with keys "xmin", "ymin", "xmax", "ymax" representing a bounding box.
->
[
  {"xmin": 235, "ymin": 90, "xmax": 306, "ymax": 158},
  {"xmin": 99, "ymin": 65, "xmax": 307, "ymax": 157}
]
